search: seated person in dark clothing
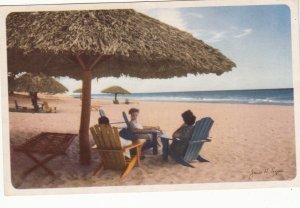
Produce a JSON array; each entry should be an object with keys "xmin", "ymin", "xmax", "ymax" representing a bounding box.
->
[
  {"xmin": 97, "ymin": 115, "xmax": 131, "ymax": 157},
  {"xmin": 170, "ymin": 110, "xmax": 196, "ymax": 157},
  {"xmin": 98, "ymin": 116, "xmax": 110, "ymax": 125}
]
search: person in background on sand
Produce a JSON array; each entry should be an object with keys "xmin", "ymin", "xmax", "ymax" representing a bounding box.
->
[
  {"xmin": 128, "ymin": 108, "xmax": 162, "ymax": 155},
  {"xmin": 170, "ymin": 110, "xmax": 196, "ymax": 157}
]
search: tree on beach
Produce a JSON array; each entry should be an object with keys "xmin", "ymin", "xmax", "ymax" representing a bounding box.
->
[
  {"xmin": 7, "ymin": 9, "xmax": 236, "ymax": 165},
  {"xmin": 101, "ymin": 85, "xmax": 130, "ymax": 104},
  {"xmin": 9, "ymin": 73, "xmax": 68, "ymax": 111}
]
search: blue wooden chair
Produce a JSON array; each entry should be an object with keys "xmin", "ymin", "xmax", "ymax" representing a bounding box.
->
[{"xmin": 160, "ymin": 117, "xmax": 214, "ymax": 168}]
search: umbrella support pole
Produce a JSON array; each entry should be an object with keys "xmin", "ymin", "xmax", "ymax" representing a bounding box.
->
[
  {"xmin": 114, "ymin": 93, "xmax": 118, "ymax": 103},
  {"xmin": 30, "ymin": 91, "xmax": 39, "ymax": 112},
  {"xmin": 79, "ymin": 68, "xmax": 92, "ymax": 165},
  {"xmin": 76, "ymin": 54, "xmax": 111, "ymax": 165}
]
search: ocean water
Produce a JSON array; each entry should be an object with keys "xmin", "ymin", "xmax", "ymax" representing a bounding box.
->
[{"xmin": 72, "ymin": 88, "xmax": 294, "ymax": 106}]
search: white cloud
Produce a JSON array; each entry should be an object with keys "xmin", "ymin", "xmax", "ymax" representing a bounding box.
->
[
  {"xmin": 206, "ymin": 31, "xmax": 227, "ymax": 43},
  {"xmin": 233, "ymin": 28, "xmax": 253, "ymax": 38},
  {"xmin": 137, "ymin": 8, "xmax": 252, "ymax": 43},
  {"xmin": 152, "ymin": 9, "xmax": 187, "ymax": 31},
  {"xmin": 195, "ymin": 28, "xmax": 252, "ymax": 43},
  {"xmin": 183, "ymin": 29, "xmax": 227, "ymax": 43},
  {"xmin": 136, "ymin": 8, "xmax": 188, "ymax": 31}
]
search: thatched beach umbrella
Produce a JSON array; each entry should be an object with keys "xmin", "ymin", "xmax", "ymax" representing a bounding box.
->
[
  {"xmin": 9, "ymin": 73, "xmax": 68, "ymax": 111},
  {"xmin": 73, "ymin": 88, "xmax": 82, "ymax": 99},
  {"xmin": 101, "ymin": 86, "xmax": 130, "ymax": 104},
  {"xmin": 7, "ymin": 9, "xmax": 236, "ymax": 164},
  {"xmin": 10, "ymin": 73, "xmax": 68, "ymax": 94},
  {"xmin": 73, "ymin": 88, "xmax": 82, "ymax": 93}
]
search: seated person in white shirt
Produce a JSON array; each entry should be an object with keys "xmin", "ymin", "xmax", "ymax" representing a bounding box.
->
[{"xmin": 128, "ymin": 108, "xmax": 162, "ymax": 155}]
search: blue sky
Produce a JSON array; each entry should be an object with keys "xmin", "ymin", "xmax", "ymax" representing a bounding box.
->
[{"xmin": 58, "ymin": 5, "xmax": 293, "ymax": 93}]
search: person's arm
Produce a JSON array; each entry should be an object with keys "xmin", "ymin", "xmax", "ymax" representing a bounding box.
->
[
  {"xmin": 131, "ymin": 128, "xmax": 146, "ymax": 133},
  {"xmin": 143, "ymin": 125, "xmax": 160, "ymax": 130},
  {"xmin": 172, "ymin": 124, "xmax": 184, "ymax": 138},
  {"xmin": 132, "ymin": 128, "xmax": 159, "ymax": 134},
  {"xmin": 129, "ymin": 121, "xmax": 151, "ymax": 133}
]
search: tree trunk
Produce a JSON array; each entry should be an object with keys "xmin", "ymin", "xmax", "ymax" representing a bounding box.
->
[
  {"xmin": 76, "ymin": 54, "xmax": 110, "ymax": 165},
  {"xmin": 79, "ymin": 69, "xmax": 92, "ymax": 165},
  {"xmin": 30, "ymin": 91, "xmax": 39, "ymax": 111}
]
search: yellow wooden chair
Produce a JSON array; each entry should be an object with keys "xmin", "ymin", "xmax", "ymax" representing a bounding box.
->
[
  {"xmin": 90, "ymin": 124, "xmax": 145, "ymax": 178},
  {"xmin": 42, "ymin": 101, "xmax": 56, "ymax": 113}
]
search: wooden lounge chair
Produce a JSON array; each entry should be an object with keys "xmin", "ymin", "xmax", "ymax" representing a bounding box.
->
[
  {"xmin": 10, "ymin": 100, "xmax": 45, "ymax": 113},
  {"xmin": 14, "ymin": 100, "xmax": 27, "ymax": 111},
  {"xmin": 160, "ymin": 117, "xmax": 214, "ymax": 168},
  {"xmin": 90, "ymin": 124, "xmax": 145, "ymax": 178},
  {"xmin": 11, "ymin": 100, "xmax": 46, "ymax": 113},
  {"xmin": 42, "ymin": 101, "xmax": 56, "ymax": 113}
]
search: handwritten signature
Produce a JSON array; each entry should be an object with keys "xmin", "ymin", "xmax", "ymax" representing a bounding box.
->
[{"xmin": 249, "ymin": 168, "xmax": 284, "ymax": 179}]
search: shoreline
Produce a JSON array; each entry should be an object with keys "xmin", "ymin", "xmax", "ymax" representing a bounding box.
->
[
  {"xmin": 70, "ymin": 95, "xmax": 295, "ymax": 107},
  {"xmin": 69, "ymin": 87, "xmax": 294, "ymax": 106}
]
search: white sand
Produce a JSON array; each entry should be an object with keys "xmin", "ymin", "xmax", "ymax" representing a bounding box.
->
[{"xmin": 8, "ymin": 93, "xmax": 296, "ymax": 188}]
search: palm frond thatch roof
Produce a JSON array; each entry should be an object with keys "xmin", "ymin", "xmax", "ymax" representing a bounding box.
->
[
  {"xmin": 73, "ymin": 88, "xmax": 82, "ymax": 93},
  {"xmin": 7, "ymin": 9, "xmax": 236, "ymax": 80},
  {"xmin": 9, "ymin": 73, "xmax": 68, "ymax": 94},
  {"xmin": 101, "ymin": 86, "xmax": 130, "ymax": 94}
]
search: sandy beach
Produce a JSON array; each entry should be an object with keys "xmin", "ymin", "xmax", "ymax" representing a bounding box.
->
[{"xmin": 8, "ymin": 93, "xmax": 296, "ymax": 188}]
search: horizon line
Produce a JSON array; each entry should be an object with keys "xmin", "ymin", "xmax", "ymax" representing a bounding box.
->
[{"xmin": 69, "ymin": 87, "xmax": 293, "ymax": 94}]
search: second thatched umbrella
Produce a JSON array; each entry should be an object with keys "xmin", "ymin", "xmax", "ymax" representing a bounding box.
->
[
  {"xmin": 73, "ymin": 88, "xmax": 82, "ymax": 99},
  {"xmin": 9, "ymin": 73, "xmax": 68, "ymax": 111},
  {"xmin": 73, "ymin": 88, "xmax": 82, "ymax": 93},
  {"xmin": 7, "ymin": 9, "xmax": 236, "ymax": 164},
  {"xmin": 101, "ymin": 86, "xmax": 130, "ymax": 104}
]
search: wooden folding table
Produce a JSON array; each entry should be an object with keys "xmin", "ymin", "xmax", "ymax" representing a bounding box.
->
[{"xmin": 14, "ymin": 132, "xmax": 77, "ymax": 178}]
